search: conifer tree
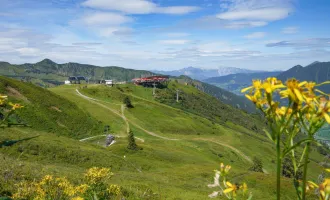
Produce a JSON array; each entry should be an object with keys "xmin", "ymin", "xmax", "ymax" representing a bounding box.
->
[
  {"xmin": 124, "ymin": 96, "xmax": 134, "ymax": 108},
  {"xmin": 127, "ymin": 130, "xmax": 138, "ymax": 150}
]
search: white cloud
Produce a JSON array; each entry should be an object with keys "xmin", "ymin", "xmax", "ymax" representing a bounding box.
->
[
  {"xmin": 282, "ymin": 26, "xmax": 299, "ymax": 34},
  {"xmin": 266, "ymin": 38, "xmax": 330, "ymax": 49},
  {"xmin": 82, "ymin": 0, "xmax": 199, "ymax": 15},
  {"xmin": 244, "ymin": 32, "xmax": 266, "ymax": 39},
  {"xmin": 157, "ymin": 6, "xmax": 200, "ymax": 15},
  {"xmin": 16, "ymin": 47, "xmax": 40, "ymax": 56},
  {"xmin": 166, "ymin": 32, "xmax": 190, "ymax": 37},
  {"xmin": 216, "ymin": 0, "xmax": 294, "ymax": 27},
  {"xmin": 99, "ymin": 27, "xmax": 134, "ymax": 37},
  {"xmin": 159, "ymin": 40, "xmax": 190, "ymax": 45},
  {"xmin": 82, "ymin": 12, "xmax": 133, "ymax": 26},
  {"xmin": 217, "ymin": 8, "xmax": 290, "ymax": 21}
]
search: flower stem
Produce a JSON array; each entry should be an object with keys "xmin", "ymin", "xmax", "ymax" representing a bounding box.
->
[
  {"xmin": 276, "ymin": 132, "xmax": 281, "ymax": 200},
  {"xmin": 301, "ymin": 141, "xmax": 310, "ymax": 200}
]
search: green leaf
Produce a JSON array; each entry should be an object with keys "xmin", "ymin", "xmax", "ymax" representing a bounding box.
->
[
  {"xmin": 93, "ymin": 192, "xmax": 99, "ymax": 200},
  {"xmin": 0, "ymin": 197, "xmax": 13, "ymax": 200},
  {"xmin": 282, "ymin": 139, "xmax": 316, "ymax": 157},
  {"xmin": 316, "ymin": 81, "xmax": 330, "ymax": 87},
  {"xmin": 263, "ymin": 128, "xmax": 275, "ymax": 142}
]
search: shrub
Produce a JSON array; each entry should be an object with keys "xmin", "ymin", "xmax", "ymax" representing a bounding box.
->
[
  {"xmin": 282, "ymin": 156, "xmax": 303, "ymax": 180},
  {"xmin": 249, "ymin": 157, "xmax": 263, "ymax": 173},
  {"xmin": 124, "ymin": 96, "xmax": 134, "ymax": 108}
]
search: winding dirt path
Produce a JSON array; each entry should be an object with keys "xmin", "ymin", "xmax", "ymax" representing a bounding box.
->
[{"xmin": 76, "ymin": 89, "xmax": 267, "ymax": 171}]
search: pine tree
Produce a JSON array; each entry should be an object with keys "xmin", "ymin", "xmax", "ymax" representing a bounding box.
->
[
  {"xmin": 127, "ymin": 130, "xmax": 138, "ymax": 150},
  {"xmin": 124, "ymin": 96, "xmax": 134, "ymax": 108}
]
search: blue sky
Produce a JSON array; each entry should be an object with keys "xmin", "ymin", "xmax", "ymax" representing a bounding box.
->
[{"xmin": 0, "ymin": 0, "xmax": 329, "ymax": 71}]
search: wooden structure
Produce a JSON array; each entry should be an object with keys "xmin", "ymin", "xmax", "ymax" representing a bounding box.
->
[{"xmin": 132, "ymin": 76, "xmax": 169, "ymax": 87}]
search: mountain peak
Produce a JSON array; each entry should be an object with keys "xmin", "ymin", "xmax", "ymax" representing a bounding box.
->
[
  {"xmin": 37, "ymin": 58, "xmax": 57, "ymax": 65},
  {"xmin": 306, "ymin": 61, "xmax": 320, "ymax": 67}
]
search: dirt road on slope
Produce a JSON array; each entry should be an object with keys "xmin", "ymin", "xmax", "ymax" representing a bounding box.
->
[{"xmin": 76, "ymin": 89, "xmax": 267, "ymax": 172}]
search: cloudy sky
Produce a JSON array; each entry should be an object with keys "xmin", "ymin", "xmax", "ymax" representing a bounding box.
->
[{"xmin": 0, "ymin": 0, "xmax": 329, "ymax": 70}]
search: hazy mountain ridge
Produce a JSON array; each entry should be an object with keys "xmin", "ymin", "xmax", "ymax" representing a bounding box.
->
[
  {"xmin": 204, "ymin": 61, "xmax": 330, "ymax": 95},
  {"xmin": 204, "ymin": 71, "xmax": 282, "ymax": 95},
  {"xmin": 152, "ymin": 66, "xmax": 263, "ymax": 81},
  {"xmin": 277, "ymin": 61, "xmax": 330, "ymax": 92}
]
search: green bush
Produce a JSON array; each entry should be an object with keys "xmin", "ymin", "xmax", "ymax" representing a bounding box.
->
[
  {"xmin": 249, "ymin": 157, "xmax": 263, "ymax": 172},
  {"xmin": 124, "ymin": 96, "xmax": 134, "ymax": 108}
]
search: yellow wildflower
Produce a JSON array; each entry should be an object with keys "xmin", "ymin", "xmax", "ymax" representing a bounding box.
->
[
  {"xmin": 0, "ymin": 95, "xmax": 7, "ymax": 105},
  {"xmin": 223, "ymin": 181, "xmax": 238, "ymax": 197},
  {"xmin": 241, "ymin": 79, "xmax": 262, "ymax": 93},
  {"xmin": 40, "ymin": 175, "xmax": 53, "ymax": 185},
  {"xmin": 71, "ymin": 197, "xmax": 84, "ymax": 200},
  {"xmin": 12, "ymin": 181, "xmax": 36, "ymax": 200},
  {"xmin": 262, "ymin": 77, "xmax": 285, "ymax": 94},
  {"xmin": 75, "ymin": 184, "xmax": 89, "ymax": 194},
  {"xmin": 8, "ymin": 102, "xmax": 24, "ymax": 110},
  {"xmin": 304, "ymin": 82, "xmax": 316, "ymax": 97},
  {"xmin": 275, "ymin": 106, "xmax": 293, "ymax": 119},
  {"xmin": 85, "ymin": 167, "xmax": 112, "ymax": 184},
  {"xmin": 280, "ymin": 79, "xmax": 306, "ymax": 103},
  {"xmin": 56, "ymin": 177, "xmax": 76, "ymax": 197},
  {"xmin": 305, "ymin": 181, "xmax": 318, "ymax": 193},
  {"xmin": 219, "ymin": 163, "xmax": 231, "ymax": 176},
  {"xmin": 317, "ymin": 97, "xmax": 330, "ymax": 123},
  {"xmin": 319, "ymin": 178, "xmax": 330, "ymax": 200},
  {"xmin": 107, "ymin": 184, "xmax": 122, "ymax": 196}
]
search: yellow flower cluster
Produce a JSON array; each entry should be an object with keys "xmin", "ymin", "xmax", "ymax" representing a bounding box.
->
[
  {"xmin": 107, "ymin": 184, "xmax": 122, "ymax": 196},
  {"xmin": 0, "ymin": 94, "xmax": 8, "ymax": 105},
  {"xmin": 303, "ymin": 178, "xmax": 330, "ymax": 200},
  {"xmin": 208, "ymin": 163, "xmax": 252, "ymax": 200},
  {"xmin": 219, "ymin": 162, "xmax": 231, "ymax": 177},
  {"xmin": 224, "ymin": 182, "xmax": 248, "ymax": 198},
  {"xmin": 12, "ymin": 181, "xmax": 36, "ymax": 200},
  {"xmin": 0, "ymin": 94, "xmax": 24, "ymax": 110},
  {"xmin": 242, "ymin": 77, "xmax": 330, "ymax": 200},
  {"xmin": 75, "ymin": 184, "xmax": 89, "ymax": 194},
  {"xmin": 242, "ymin": 77, "xmax": 330, "ymax": 124},
  {"xmin": 85, "ymin": 167, "xmax": 113, "ymax": 185},
  {"xmin": 12, "ymin": 167, "xmax": 118, "ymax": 200}
]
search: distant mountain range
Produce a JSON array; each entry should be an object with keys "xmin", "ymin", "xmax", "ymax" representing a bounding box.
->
[
  {"xmin": 204, "ymin": 61, "xmax": 330, "ymax": 95},
  {"xmin": 204, "ymin": 71, "xmax": 282, "ymax": 95},
  {"xmin": 152, "ymin": 66, "xmax": 263, "ymax": 81}
]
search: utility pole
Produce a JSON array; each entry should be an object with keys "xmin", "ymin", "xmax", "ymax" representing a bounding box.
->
[{"xmin": 176, "ymin": 89, "xmax": 179, "ymax": 102}]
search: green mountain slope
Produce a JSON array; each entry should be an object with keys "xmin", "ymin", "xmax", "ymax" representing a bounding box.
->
[
  {"xmin": 0, "ymin": 76, "xmax": 103, "ymax": 138},
  {"xmin": 154, "ymin": 79, "xmax": 265, "ymax": 133},
  {"xmin": 0, "ymin": 77, "xmax": 327, "ymax": 199},
  {"xmin": 204, "ymin": 71, "xmax": 282, "ymax": 95},
  {"xmin": 0, "ymin": 59, "xmax": 155, "ymax": 87},
  {"xmin": 171, "ymin": 76, "xmax": 257, "ymax": 113}
]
